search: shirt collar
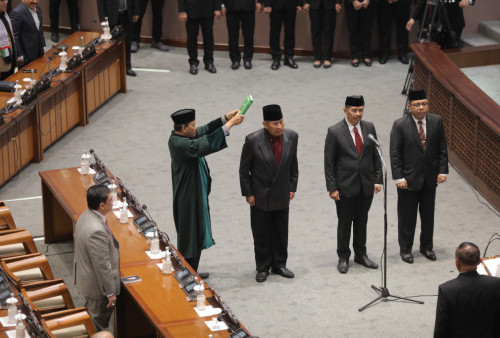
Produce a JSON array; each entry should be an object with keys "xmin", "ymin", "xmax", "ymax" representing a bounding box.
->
[
  {"xmin": 412, "ymin": 115, "xmax": 426, "ymax": 125},
  {"xmin": 90, "ymin": 209, "xmax": 107, "ymax": 224},
  {"xmin": 345, "ymin": 118, "xmax": 360, "ymax": 132}
]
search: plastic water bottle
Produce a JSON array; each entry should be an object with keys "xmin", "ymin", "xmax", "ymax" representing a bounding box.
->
[
  {"xmin": 150, "ymin": 229, "xmax": 160, "ymax": 255},
  {"xmin": 6, "ymin": 293, "xmax": 17, "ymax": 324},
  {"xmin": 80, "ymin": 150, "xmax": 90, "ymax": 174},
  {"xmin": 162, "ymin": 249, "xmax": 173, "ymax": 275},
  {"xmin": 15, "ymin": 310, "xmax": 26, "ymax": 338},
  {"xmin": 120, "ymin": 197, "xmax": 128, "ymax": 224},
  {"xmin": 196, "ymin": 281, "xmax": 205, "ymax": 310}
]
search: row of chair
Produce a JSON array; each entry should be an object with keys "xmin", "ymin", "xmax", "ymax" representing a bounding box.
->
[{"xmin": 0, "ymin": 201, "xmax": 96, "ymax": 337}]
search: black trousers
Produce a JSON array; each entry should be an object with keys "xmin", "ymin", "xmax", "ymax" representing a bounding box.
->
[
  {"xmin": 397, "ymin": 186, "xmax": 436, "ymax": 254},
  {"xmin": 344, "ymin": 0, "xmax": 374, "ymax": 59},
  {"xmin": 131, "ymin": 0, "xmax": 165, "ymax": 42},
  {"xmin": 377, "ymin": 1, "xmax": 410, "ymax": 57},
  {"xmin": 186, "ymin": 17, "xmax": 214, "ymax": 66},
  {"xmin": 185, "ymin": 251, "xmax": 202, "ymax": 272},
  {"xmin": 250, "ymin": 207, "xmax": 289, "ymax": 272},
  {"xmin": 115, "ymin": 10, "xmax": 132, "ymax": 69},
  {"xmin": 335, "ymin": 193, "xmax": 373, "ymax": 259},
  {"xmin": 269, "ymin": 8, "xmax": 297, "ymax": 60},
  {"xmin": 445, "ymin": 2, "xmax": 465, "ymax": 44},
  {"xmin": 309, "ymin": 6, "xmax": 337, "ymax": 62},
  {"xmin": 49, "ymin": 0, "xmax": 79, "ymax": 33},
  {"xmin": 226, "ymin": 10, "xmax": 255, "ymax": 63}
]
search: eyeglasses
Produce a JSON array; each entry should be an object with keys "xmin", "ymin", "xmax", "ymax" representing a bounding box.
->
[{"xmin": 410, "ymin": 102, "xmax": 429, "ymax": 108}]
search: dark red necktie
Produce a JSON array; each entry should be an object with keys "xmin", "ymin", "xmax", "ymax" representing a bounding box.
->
[
  {"xmin": 354, "ymin": 127, "xmax": 363, "ymax": 156},
  {"xmin": 418, "ymin": 120, "xmax": 426, "ymax": 150}
]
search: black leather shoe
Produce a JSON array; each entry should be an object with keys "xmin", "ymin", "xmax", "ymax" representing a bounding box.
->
[
  {"xmin": 398, "ymin": 54, "xmax": 409, "ymax": 64},
  {"xmin": 401, "ymin": 253, "xmax": 414, "ymax": 264},
  {"xmin": 271, "ymin": 267, "xmax": 295, "ymax": 278},
  {"xmin": 151, "ymin": 41, "xmax": 170, "ymax": 51},
  {"xmin": 198, "ymin": 272, "xmax": 210, "ymax": 279},
  {"xmin": 338, "ymin": 258, "xmax": 348, "ymax": 273},
  {"xmin": 131, "ymin": 41, "xmax": 139, "ymax": 53},
  {"xmin": 51, "ymin": 32, "xmax": 59, "ymax": 43},
  {"xmin": 231, "ymin": 61, "xmax": 240, "ymax": 70},
  {"xmin": 256, "ymin": 271, "xmax": 269, "ymax": 282},
  {"xmin": 126, "ymin": 68, "xmax": 137, "ymax": 77},
  {"xmin": 284, "ymin": 58, "xmax": 298, "ymax": 69},
  {"xmin": 313, "ymin": 61, "xmax": 321, "ymax": 68},
  {"xmin": 351, "ymin": 59, "xmax": 359, "ymax": 67},
  {"xmin": 271, "ymin": 59, "xmax": 280, "ymax": 70},
  {"xmin": 420, "ymin": 249, "xmax": 436, "ymax": 261},
  {"xmin": 244, "ymin": 60, "xmax": 252, "ymax": 69},
  {"xmin": 364, "ymin": 58, "xmax": 372, "ymax": 67},
  {"xmin": 379, "ymin": 55, "xmax": 389, "ymax": 64},
  {"xmin": 189, "ymin": 64, "xmax": 198, "ymax": 75},
  {"xmin": 354, "ymin": 255, "xmax": 379, "ymax": 269},
  {"xmin": 323, "ymin": 62, "xmax": 332, "ymax": 69},
  {"xmin": 205, "ymin": 63, "xmax": 217, "ymax": 73}
]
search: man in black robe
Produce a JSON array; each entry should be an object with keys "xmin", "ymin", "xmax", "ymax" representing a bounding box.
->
[{"xmin": 168, "ymin": 108, "xmax": 244, "ymax": 277}]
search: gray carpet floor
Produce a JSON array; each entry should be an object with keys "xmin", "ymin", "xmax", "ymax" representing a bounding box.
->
[{"xmin": 1, "ymin": 38, "xmax": 500, "ymax": 337}]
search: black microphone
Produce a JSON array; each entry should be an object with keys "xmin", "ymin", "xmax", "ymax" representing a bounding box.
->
[{"xmin": 367, "ymin": 134, "xmax": 380, "ymax": 147}]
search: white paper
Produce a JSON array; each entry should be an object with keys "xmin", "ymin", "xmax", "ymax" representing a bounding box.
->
[
  {"xmin": 6, "ymin": 329, "xmax": 29, "ymax": 338},
  {"xmin": 0, "ymin": 316, "xmax": 15, "ymax": 327},
  {"xmin": 155, "ymin": 262, "xmax": 174, "ymax": 273},
  {"xmin": 205, "ymin": 319, "xmax": 228, "ymax": 331},
  {"xmin": 77, "ymin": 168, "xmax": 96, "ymax": 175},
  {"xmin": 113, "ymin": 209, "xmax": 133, "ymax": 219},
  {"xmin": 194, "ymin": 305, "xmax": 222, "ymax": 317},
  {"xmin": 145, "ymin": 250, "xmax": 164, "ymax": 259},
  {"xmin": 477, "ymin": 256, "xmax": 500, "ymax": 276}
]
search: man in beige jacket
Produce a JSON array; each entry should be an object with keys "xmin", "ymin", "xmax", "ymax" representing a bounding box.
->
[{"xmin": 74, "ymin": 184, "xmax": 120, "ymax": 331}]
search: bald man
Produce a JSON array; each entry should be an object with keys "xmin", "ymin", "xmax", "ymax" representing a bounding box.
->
[{"xmin": 434, "ymin": 242, "xmax": 500, "ymax": 338}]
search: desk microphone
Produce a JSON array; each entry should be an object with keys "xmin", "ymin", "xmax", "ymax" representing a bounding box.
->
[{"xmin": 367, "ymin": 134, "xmax": 381, "ymax": 147}]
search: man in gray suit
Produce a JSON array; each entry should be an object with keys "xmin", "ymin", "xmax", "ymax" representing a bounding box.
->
[
  {"xmin": 324, "ymin": 95, "xmax": 382, "ymax": 274},
  {"xmin": 239, "ymin": 104, "xmax": 299, "ymax": 282},
  {"xmin": 74, "ymin": 184, "xmax": 120, "ymax": 331}
]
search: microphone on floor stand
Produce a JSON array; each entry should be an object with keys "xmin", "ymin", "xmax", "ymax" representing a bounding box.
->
[{"xmin": 367, "ymin": 134, "xmax": 381, "ymax": 147}]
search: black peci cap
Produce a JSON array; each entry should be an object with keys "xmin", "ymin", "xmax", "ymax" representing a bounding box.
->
[
  {"xmin": 408, "ymin": 89, "xmax": 427, "ymax": 101},
  {"xmin": 345, "ymin": 95, "xmax": 365, "ymax": 107},
  {"xmin": 263, "ymin": 104, "xmax": 283, "ymax": 121},
  {"xmin": 171, "ymin": 109, "xmax": 195, "ymax": 124}
]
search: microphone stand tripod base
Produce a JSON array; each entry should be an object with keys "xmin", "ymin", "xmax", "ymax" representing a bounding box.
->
[{"xmin": 358, "ymin": 286, "xmax": 424, "ymax": 312}]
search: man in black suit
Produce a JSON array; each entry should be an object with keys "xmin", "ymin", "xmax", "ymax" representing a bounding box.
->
[
  {"xmin": 221, "ymin": 0, "xmax": 257, "ymax": 70},
  {"xmin": 10, "ymin": 0, "xmax": 45, "ymax": 66},
  {"xmin": 434, "ymin": 242, "xmax": 500, "ymax": 338},
  {"xmin": 239, "ymin": 104, "xmax": 299, "ymax": 282},
  {"xmin": 49, "ymin": 0, "xmax": 79, "ymax": 43},
  {"xmin": 377, "ymin": 0, "xmax": 410, "ymax": 64},
  {"xmin": 178, "ymin": 0, "xmax": 222, "ymax": 75},
  {"xmin": 344, "ymin": 0, "xmax": 375, "ymax": 67},
  {"xmin": 130, "ymin": 0, "xmax": 170, "ymax": 53},
  {"xmin": 324, "ymin": 95, "xmax": 382, "ymax": 274},
  {"xmin": 259, "ymin": 0, "xmax": 303, "ymax": 70},
  {"xmin": 96, "ymin": 0, "xmax": 137, "ymax": 76},
  {"xmin": 390, "ymin": 89, "xmax": 448, "ymax": 264}
]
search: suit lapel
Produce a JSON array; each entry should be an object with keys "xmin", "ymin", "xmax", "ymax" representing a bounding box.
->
[
  {"xmin": 258, "ymin": 131, "xmax": 278, "ymax": 171},
  {"xmin": 425, "ymin": 115, "xmax": 433, "ymax": 149},
  {"xmin": 360, "ymin": 121, "xmax": 369, "ymax": 157},
  {"xmin": 22, "ymin": 4, "xmax": 39, "ymax": 31},
  {"xmin": 341, "ymin": 120, "xmax": 358, "ymax": 156},
  {"xmin": 407, "ymin": 115, "xmax": 424, "ymax": 153}
]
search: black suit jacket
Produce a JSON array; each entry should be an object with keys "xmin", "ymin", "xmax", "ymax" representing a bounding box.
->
[
  {"xmin": 221, "ymin": 0, "xmax": 255, "ymax": 11},
  {"xmin": 10, "ymin": 2, "xmax": 45, "ymax": 65},
  {"xmin": 303, "ymin": 0, "xmax": 340, "ymax": 10},
  {"xmin": 390, "ymin": 113, "xmax": 448, "ymax": 191},
  {"xmin": 239, "ymin": 129, "xmax": 299, "ymax": 212},
  {"xmin": 258, "ymin": 0, "xmax": 303, "ymax": 11},
  {"xmin": 434, "ymin": 271, "xmax": 500, "ymax": 338},
  {"xmin": 178, "ymin": 0, "xmax": 222, "ymax": 18},
  {"xmin": 324, "ymin": 119, "xmax": 382, "ymax": 197}
]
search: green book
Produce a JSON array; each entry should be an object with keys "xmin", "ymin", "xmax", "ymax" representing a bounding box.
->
[{"xmin": 239, "ymin": 95, "xmax": 254, "ymax": 115}]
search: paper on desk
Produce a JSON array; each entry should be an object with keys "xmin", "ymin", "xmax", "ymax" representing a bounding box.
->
[
  {"xmin": 194, "ymin": 305, "xmax": 222, "ymax": 317},
  {"xmin": 0, "ymin": 316, "xmax": 15, "ymax": 327},
  {"xmin": 113, "ymin": 210, "xmax": 133, "ymax": 219},
  {"xmin": 477, "ymin": 256, "xmax": 500, "ymax": 276},
  {"xmin": 77, "ymin": 168, "xmax": 96, "ymax": 175},
  {"xmin": 7, "ymin": 90, "xmax": 25, "ymax": 104},
  {"xmin": 205, "ymin": 319, "xmax": 229, "ymax": 331},
  {"xmin": 146, "ymin": 250, "xmax": 164, "ymax": 259},
  {"xmin": 6, "ymin": 329, "xmax": 29, "ymax": 338},
  {"xmin": 156, "ymin": 262, "xmax": 174, "ymax": 273}
]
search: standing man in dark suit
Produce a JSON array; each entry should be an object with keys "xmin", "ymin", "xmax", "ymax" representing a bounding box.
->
[
  {"xmin": 49, "ymin": 0, "xmax": 79, "ymax": 42},
  {"xmin": 74, "ymin": 185, "xmax": 120, "ymax": 331},
  {"xmin": 97, "ymin": 0, "xmax": 137, "ymax": 76},
  {"xmin": 130, "ymin": 0, "xmax": 170, "ymax": 53},
  {"xmin": 434, "ymin": 242, "xmax": 500, "ymax": 338},
  {"xmin": 259, "ymin": 0, "xmax": 303, "ymax": 70},
  {"xmin": 240, "ymin": 105, "xmax": 299, "ymax": 282},
  {"xmin": 390, "ymin": 89, "xmax": 448, "ymax": 264},
  {"xmin": 221, "ymin": 0, "xmax": 257, "ymax": 70},
  {"xmin": 303, "ymin": 0, "xmax": 342, "ymax": 68},
  {"xmin": 344, "ymin": 0, "xmax": 374, "ymax": 67},
  {"xmin": 377, "ymin": 0, "xmax": 410, "ymax": 64},
  {"xmin": 178, "ymin": 0, "xmax": 222, "ymax": 75},
  {"xmin": 0, "ymin": 0, "xmax": 17, "ymax": 80},
  {"xmin": 10, "ymin": 0, "xmax": 45, "ymax": 66},
  {"xmin": 324, "ymin": 95, "xmax": 382, "ymax": 274}
]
